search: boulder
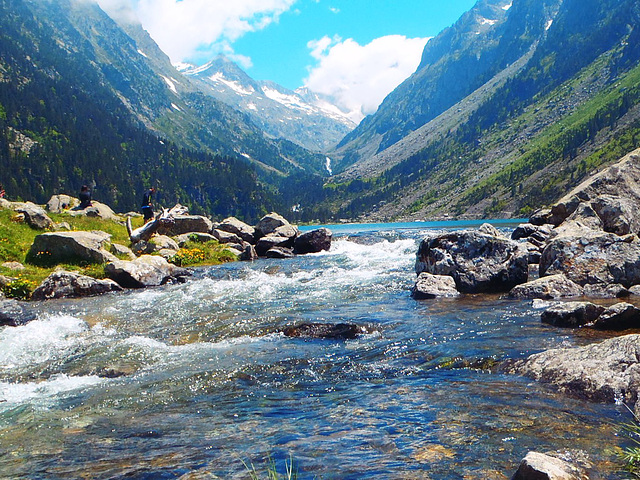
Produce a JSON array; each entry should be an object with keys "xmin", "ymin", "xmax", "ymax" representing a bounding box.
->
[
  {"xmin": 157, "ymin": 215, "xmax": 213, "ymax": 236},
  {"xmin": 240, "ymin": 244, "xmax": 258, "ymax": 261},
  {"xmin": 582, "ymin": 283, "xmax": 629, "ymax": 298},
  {"xmin": 529, "ymin": 208, "xmax": 553, "ymax": 226},
  {"xmin": 67, "ymin": 201, "xmax": 120, "ymax": 222},
  {"xmin": 132, "ymin": 235, "xmax": 179, "ymax": 256},
  {"xmin": 511, "ymin": 451, "xmax": 586, "ymax": 480},
  {"xmin": 13, "ymin": 202, "xmax": 54, "ymax": 230},
  {"xmin": 109, "ymin": 243, "xmax": 136, "ymax": 260},
  {"xmin": 477, "ymin": 222, "xmax": 503, "ymax": 237},
  {"xmin": 591, "ymin": 194, "xmax": 636, "ymax": 235},
  {"xmin": 1, "ymin": 261, "xmax": 25, "ymax": 271},
  {"xmin": 540, "ymin": 301, "xmax": 605, "ymax": 328},
  {"xmin": 540, "ymin": 229, "xmax": 640, "ymax": 287},
  {"xmin": 217, "ymin": 217, "xmax": 256, "ymax": 243},
  {"xmin": 265, "ymin": 247, "xmax": 295, "ymax": 259},
  {"xmin": 105, "ymin": 255, "xmax": 190, "ymax": 288},
  {"xmin": 294, "ymin": 228, "xmax": 332, "ymax": 254},
  {"xmin": 31, "ymin": 271, "xmax": 123, "ymax": 301},
  {"xmin": 509, "ymin": 333, "xmax": 640, "ymax": 408},
  {"xmin": 28, "ymin": 231, "xmax": 117, "ymax": 265},
  {"xmin": 256, "ymin": 235, "xmax": 293, "ymax": 257},
  {"xmin": 0, "ymin": 299, "xmax": 37, "ymax": 326},
  {"xmin": 547, "ymin": 149, "xmax": 640, "ymax": 229},
  {"xmin": 282, "ymin": 322, "xmax": 371, "ymax": 340},
  {"xmin": 508, "ymin": 274, "xmax": 583, "ymax": 300},
  {"xmin": 411, "ymin": 272, "xmax": 460, "ymax": 299},
  {"xmin": 211, "ymin": 229, "xmax": 243, "ymax": 245},
  {"xmin": 255, "ymin": 212, "xmax": 291, "ymax": 238},
  {"xmin": 592, "ymin": 302, "xmax": 640, "ymax": 330},
  {"xmin": 174, "ymin": 232, "xmax": 218, "ymax": 247},
  {"xmin": 46, "ymin": 194, "xmax": 79, "ymax": 213},
  {"xmin": 415, "ymin": 230, "xmax": 528, "ymax": 293}
]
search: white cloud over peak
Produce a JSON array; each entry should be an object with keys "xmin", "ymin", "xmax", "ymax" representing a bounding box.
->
[
  {"xmin": 304, "ymin": 35, "xmax": 430, "ymax": 123},
  {"xmin": 99, "ymin": 0, "xmax": 297, "ymax": 64}
]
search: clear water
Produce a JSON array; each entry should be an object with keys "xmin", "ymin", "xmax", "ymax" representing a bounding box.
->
[{"xmin": 0, "ymin": 222, "xmax": 631, "ymax": 479}]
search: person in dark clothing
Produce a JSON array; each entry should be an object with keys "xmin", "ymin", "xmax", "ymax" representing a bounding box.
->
[
  {"xmin": 79, "ymin": 185, "xmax": 92, "ymax": 209},
  {"xmin": 141, "ymin": 187, "xmax": 155, "ymax": 222}
]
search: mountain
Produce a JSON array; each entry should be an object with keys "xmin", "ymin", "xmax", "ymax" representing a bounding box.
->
[
  {"xmin": 0, "ymin": 0, "xmax": 330, "ymax": 220},
  {"xmin": 313, "ymin": 0, "xmax": 640, "ymax": 222},
  {"xmin": 179, "ymin": 56, "xmax": 355, "ymax": 153}
]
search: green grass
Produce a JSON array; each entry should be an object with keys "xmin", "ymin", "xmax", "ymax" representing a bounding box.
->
[
  {"xmin": 0, "ymin": 208, "xmax": 238, "ymax": 299},
  {"xmin": 242, "ymin": 455, "xmax": 299, "ymax": 480}
]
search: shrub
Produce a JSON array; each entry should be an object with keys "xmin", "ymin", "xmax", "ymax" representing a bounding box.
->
[{"xmin": 2, "ymin": 276, "xmax": 37, "ymax": 300}]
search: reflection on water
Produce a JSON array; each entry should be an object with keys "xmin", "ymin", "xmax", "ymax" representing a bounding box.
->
[{"xmin": 0, "ymin": 224, "xmax": 630, "ymax": 479}]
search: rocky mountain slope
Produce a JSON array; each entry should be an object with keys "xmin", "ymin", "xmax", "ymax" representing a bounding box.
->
[
  {"xmin": 180, "ymin": 56, "xmax": 355, "ymax": 153},
  {"xmin": 0, "ymin": 0, "xmax": 332, "ymax": 218},
  {"xmin": 314, "ymin": 0, "xmax": 640, "ymax": 222}
]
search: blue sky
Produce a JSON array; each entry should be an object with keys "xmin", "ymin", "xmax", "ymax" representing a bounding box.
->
[
  {"xmin": 100, "ymin": 0, "xmax": 477, "ymax": 121},
  {"xmin": 231, "ymin": 0, "xmax": 477, "ymax": 90}
]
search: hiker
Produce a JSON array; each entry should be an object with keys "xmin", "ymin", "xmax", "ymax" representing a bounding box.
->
[
  {"xmin": 79, "ymin": 185, "xmax": 92, "ymax": 209},
  {"xmin": 141, "ymin": 187, "xmax": 155, "ymax": 222}
]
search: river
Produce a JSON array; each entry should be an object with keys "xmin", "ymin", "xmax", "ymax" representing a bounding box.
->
[{"xmin": 0, "ymin": 221, "xmax": 631, "ymax": 479}]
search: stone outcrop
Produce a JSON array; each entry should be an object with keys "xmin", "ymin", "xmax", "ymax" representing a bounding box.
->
[
  {"xmin": 31, "ymin": 270, "xmax": 123, "ymax": 300},
  {"xmin": 255, "ymin": 212, "xmax": 292, "ymax": 238},
  {"xmin": 411, "ymin": 272, "xmax": 460, "ymax": 299},
  {"xmin": 508, "ymin": 274, "xmax": 583, "ymax": 300},
  {"xmin": 415, "ymin": 230, "xmax": 528, "ymax": 293},
  {"xmin": 508, "ymin": 334, "xmax": 640, "ymax": 411},
  {"xmin": 105, "ymin": 255, "xmax": 190, "ymax": 288},
  {"xmin": 28, "ymin": 231, "xmax": 117, "ymax": 265},
  {"xmin": 255, "ymin": 235, "xmax": 293, "ymax": 257}
]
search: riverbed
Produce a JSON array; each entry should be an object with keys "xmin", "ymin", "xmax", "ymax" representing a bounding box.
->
[{"xmin": 0, "ymin": 221, "xmax": 631, "ymax": 479}]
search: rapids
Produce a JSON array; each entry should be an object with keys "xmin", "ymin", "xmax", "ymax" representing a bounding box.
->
[{"xmin": 0, "ymin": 222, "xmax": 631, "ymax": 479}]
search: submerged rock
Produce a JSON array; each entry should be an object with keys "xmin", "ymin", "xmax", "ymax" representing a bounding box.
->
[
  {"xmin": 0, "ymin": 299, "xmax": 37, "ymax": 326},
  {"xmin": 282, "ymin": 323, "xmax": 371, "ymax": 340}
]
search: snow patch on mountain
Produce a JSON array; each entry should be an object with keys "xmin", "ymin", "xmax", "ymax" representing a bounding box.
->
[
  {"xmin": 161, "ymin": 75, "xmax": 177, "ymax": 93},
  {"xmin": 209, "ymin": 72, "xmax": 255, "ymax": 96}
]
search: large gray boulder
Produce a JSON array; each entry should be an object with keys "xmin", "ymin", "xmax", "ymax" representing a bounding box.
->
[
  {"xmin": 0, "ymin": 299, "xmax": 37, "ymax": 326},
  {"xmin": 157, "ymin": 215, "xmax": 213, "ymax": 236},
  {"xmin": 13, "ymin": 202, "xmax": 54, "ymax": 230},
  {"xmin": 411, "ymin": 272, "xmax": 460, "ymax": 299},
  {"xmin": 255, "ymin": 212, "xmax": 292, "ymax": 238},
  {"xmin": 174, "ymin": 232, "xmax": 217, "ymax": 247},
  {"xmin": 67, "ymin": 201, "xmax": 120, "ymax": 222},
  {"xmin": 105, "ymin": 255, "xmax": 190, "ymax": 289},
  {"xmin": 31, "ymin": 271, "xmax": 123, "ymax": 300},
  {"xmin": 415, "ymin": 231, "xmax": 528, "ymax": 293},
  {"xmin": 508, "ymin": 274, "xmax": 583, "ymax": 300},
  {"xmin": 211, "ymin": 229, "xmax": 243, "ymax": 245},
  {"xmin": 294, "ymin": 228, "xmax": 332, "ymax": 254},
  {"xmin": 46, "ymin": 194, "xmax": 79, "ymax": 213},
  {"xmin": 217, "ymin": 217, "xmax": 255, "ymax": 243},
  {"xmin": 592, "ymin": 302, "xmax": 640, "ymax": 330},
  {"xmin": 509, "ymin": 334, "xmax": 640, "ymax": 410},
  {"xmin": 540, "ymin": 228, "xmax": 640, "ymax": 287},
  {"xmin": 28, "ymin": 231, "xmax": 117, "ymax": 265}
]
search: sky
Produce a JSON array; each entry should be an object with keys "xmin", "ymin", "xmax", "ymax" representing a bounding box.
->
[{"xmin": 98, "ymin": 0, "xmax": 477, "ymax": 122}]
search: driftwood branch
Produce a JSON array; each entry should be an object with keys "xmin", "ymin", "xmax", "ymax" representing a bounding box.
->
[{"xmin": 126, "ymin": 204, "xmax": 187, "ymax": 244}]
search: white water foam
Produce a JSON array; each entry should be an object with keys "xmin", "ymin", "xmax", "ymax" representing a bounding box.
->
[
  {"xmin": 0, "ymin": 374, "xmax": 102, "ymax": 406},
  {"xmin": 0, "ymin": 315, "xmax": 89, "ymax": 371}
]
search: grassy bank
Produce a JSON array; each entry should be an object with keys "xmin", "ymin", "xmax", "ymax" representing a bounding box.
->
[{"xmin": 0, "ymin": 208, "xmax": 236, "ymax": 300}]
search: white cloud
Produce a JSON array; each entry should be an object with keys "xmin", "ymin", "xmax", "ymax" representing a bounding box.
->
[
  {"xmin": 99, "ymin": 0, "xmax": 297, "ymax": 64},
  {"xmin": 304, "ymin": 35, "xmax": 430, "ymax": 123}
]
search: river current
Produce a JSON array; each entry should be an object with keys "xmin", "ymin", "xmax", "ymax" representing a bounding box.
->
[{"xmin": 0, "ymin": 221, "xmax": 632, "ymax": 479}]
